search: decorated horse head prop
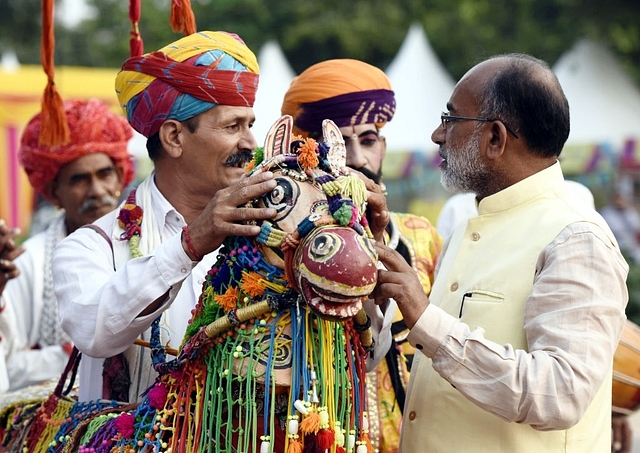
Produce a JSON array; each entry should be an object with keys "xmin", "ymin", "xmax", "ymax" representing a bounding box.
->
[
  {"xmin": 55, "ymin": 116, "xmax": 380, "ymax": 453},
  {"xmin": 248, "ymin": 114, "xmax": 378, "ymax": 321}
]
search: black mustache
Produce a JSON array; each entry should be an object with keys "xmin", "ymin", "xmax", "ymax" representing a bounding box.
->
[
  {"xmin": 224, "ymin": 150, "xmax": 254, "ymax": 167},
  {"xmin": 351, "ymin": 166, "xmax": 382, "ymax": 184}
]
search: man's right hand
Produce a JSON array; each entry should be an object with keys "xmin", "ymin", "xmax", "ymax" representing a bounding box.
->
[
  {"xmin": 0, "ymin": 219, "xmax": 25, "ymax": 295},
  {"xmin": 184, "ymin": 170, "xmax": 277, "ymax": 259}
]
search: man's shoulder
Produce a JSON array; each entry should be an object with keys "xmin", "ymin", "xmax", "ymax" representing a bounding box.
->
[
  {"xmin": 20, "ymin": 229, "xmax": 47, "ymax": 249},
  {"xmin": 389, "ymin": 211, "xmax": 442, "ymax": 247}
]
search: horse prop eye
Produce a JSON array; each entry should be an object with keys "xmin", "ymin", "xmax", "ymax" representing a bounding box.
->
[
  {"xmin": 309, "ymin": 233, "xmax": 339, "ymax": 262},
  {"xmin": 261, "ymin": 177, "xmax": 300, "ymax": 221}
]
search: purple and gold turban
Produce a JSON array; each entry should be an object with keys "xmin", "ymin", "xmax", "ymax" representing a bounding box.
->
[
  {"xmin": 115, "ymin": 31, "xmax": 260, "ymax": 138},
  {"xmin": 281, "ymin": 59, "xmax": 395, "ymax": 138},
  {"xmin": 20, "ymin": 98, "xmax": 135, "ymax": 201}
]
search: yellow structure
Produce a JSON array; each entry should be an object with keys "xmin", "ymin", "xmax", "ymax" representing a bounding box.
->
[{"xmin": 0, "ymin": 65, "xmax": 122, "ymax": 232}]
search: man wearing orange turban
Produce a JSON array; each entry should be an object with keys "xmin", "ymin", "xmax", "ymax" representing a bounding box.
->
[
  {"xmin": 282, "ymin": 59, "xmax": 443, "ymax": 453},
  {"xmin": 52, "ymin": 31, "xmax": 281, "ymax": 411},
  {"xmin": 0, "ymin": 98, "xmax": 134, "ymax": 392}
]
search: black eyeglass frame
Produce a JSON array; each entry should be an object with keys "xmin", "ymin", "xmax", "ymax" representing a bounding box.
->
[{"xmin": 440, "ymin": 112, "xmax": 520, "ymax": 139}]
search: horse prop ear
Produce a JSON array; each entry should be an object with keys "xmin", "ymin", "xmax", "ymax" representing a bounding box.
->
[
  {"xmin": 263, "ymin": 115, "xmax": 293, "ymax": 161},
  {"xmin": 322, "ymin": 119, "xmax": 347, "ymax": 175}
]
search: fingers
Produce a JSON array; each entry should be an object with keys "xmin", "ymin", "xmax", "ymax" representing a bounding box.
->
[
  {"xmin": 612, "ymin": 416, "xmax": 632, "ymax": 453},
  {"xmin": 374, "ymin": 242, "xmax": 412, "ymax": 272},
  {"xmin": 4, "ymin": 244, "xmax": 25, "ymax": 261},
  {"xmin": 366, "ymin": 192, "xmax": 390, "ymax": 241},
  {"xmin": 186, "ymin": 171, "xmax": 278, "ymax": 256},
  {"xmin": 233, "ymin": 170, "xmax": 277, "ymax": 205},
  {"xmin": 341, "ymin": 168, "xmax": 390, "ymax": 240},
  {"xmin": 0, "ymin": 220, "xmax": 24, "ymax": 265},
  {"xmin": 0, "ymin": 258, "xmax": 20, "ymax": 281}
]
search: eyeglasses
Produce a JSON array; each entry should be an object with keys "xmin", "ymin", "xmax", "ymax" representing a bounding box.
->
[{"xmin": 440, "ymin": 112, "xmax": 519, "ymax": 139}]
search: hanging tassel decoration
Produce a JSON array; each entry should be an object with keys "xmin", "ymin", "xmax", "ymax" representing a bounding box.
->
[
  {"xmin": 39, "ymin": 0, "xmax": 70, "ymax": 147},
  {"xmin": 334, "ymin": 421, "xmax": 345, "ymax": 449},
  {"xmin": 129, "ymin": 0, "xmax": 143, "ymax": 57},
  {"xmin": 300, "ymin": 409, "xmax": 319, "ymax": 435},
  {"xmin": 288, "ymin": 438, "xmax": 303, "ymax": 453},
  {"xmin": 170, "ymin": 0, "xmax": 197, "ymax": 36},
  {"xmin": 287, "ymin": 415, "xmax": 303, "ymax": 453},
  {"xmin": 260, "ymin": 438, "xmax": 271, "ymax": 453},
  {"xmin": 358, "ymin": 412, "xmax": 375, "ymax": 453},
  {"xmin": 316, "ymin": 407, "xmax": 335, "ymax": 449}
]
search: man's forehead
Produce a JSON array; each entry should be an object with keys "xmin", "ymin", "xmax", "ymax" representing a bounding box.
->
[
  {"xmin": 205, "ymin": 105, "xmax": 255, "ymax": 123},
  {"xmin": 58, "ymin": 153, "xmax": 115, "ymax": 176},
  {"xmin": 338, "ymin": 124, "xmax": 379, "ymax": 137}
]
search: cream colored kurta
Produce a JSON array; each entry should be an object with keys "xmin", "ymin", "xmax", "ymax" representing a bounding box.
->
[{"xmin": 401, "ymin": 162, "xmax": 628, "ymax": 452}]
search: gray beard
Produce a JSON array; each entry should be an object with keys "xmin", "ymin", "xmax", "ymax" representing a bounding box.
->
[{"xmin": 440, "ymin": 130, "xmax": 489, "ymax": 194}]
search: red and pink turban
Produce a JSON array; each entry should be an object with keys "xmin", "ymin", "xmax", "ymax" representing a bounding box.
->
[
  {"xmin": 115, "ymin": 31, "xmax": 260, "ymax": 138},
  {"xmin": 281, "ymin": 59, "xmax": 396, "ymax": 138},
  {"xmin": 19, "ymin": 98, "xmax": 135, "ymax": 200}
]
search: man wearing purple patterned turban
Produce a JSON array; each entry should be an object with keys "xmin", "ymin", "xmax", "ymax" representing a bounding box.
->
[
  {"xmin": 282, "ymin": 59, "xmax": 443, "ymax": 453},
  {"xmin": 52, "ymin": 31, "xmax": 280, "ymax": 403}
]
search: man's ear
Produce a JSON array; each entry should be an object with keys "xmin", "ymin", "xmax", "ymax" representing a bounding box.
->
[
  {"xmin": 114, "ymin": 164, "xmax": 125, "ymax": 186},
  {"xmin": 380, "ymin": 135, "xmax": 387, "ymax": 162},
  {"xmin": 43, "ymin": 181, "xmax": 61, "ymax": 208},
  {"xmin": 485, "ymin": 121, "xmax": 508, "ymax": 160},
  {"xmin": 158, "ymin": 120, "xmax": 184, "ymax": 158}
]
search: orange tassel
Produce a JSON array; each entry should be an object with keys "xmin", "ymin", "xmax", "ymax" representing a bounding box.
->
[
  {"xmin": 317, "ymin": 428, "xmax": 335, "ymax": 449},
  {"xmin": 170, "ymin": 0, "xmax": 197, "ymax": 36},
  {"xmin": 287, "ymin": 438, "xmax": 303, "ymax": 453},
  {"xmin": 359, "ymin": 433, "xmax": 375, "ymax": 453},
  {"xmin": 39, "ymin": 0, "xmax": 69, "ymax": 147},
  {"xmin": 300, "ymin": 410, "xmax": 320, "ymax": 435}
]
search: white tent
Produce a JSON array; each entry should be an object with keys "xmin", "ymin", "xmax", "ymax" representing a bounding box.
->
[
  {"xmin": 383, "ymin": 23, "xmax": 456, "ymax": 154},
  {"xmin": 252, "ymin": 41, "xmax": 297, "ymax": 146},
  {"xmin": 553, "ymin": 39, "xmax": 640, "ymax": 148}
]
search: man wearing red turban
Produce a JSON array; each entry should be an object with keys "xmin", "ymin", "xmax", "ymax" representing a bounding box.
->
[{"xmin": 0, "ymin": 98, "xmax": 134, "ymax": 392}]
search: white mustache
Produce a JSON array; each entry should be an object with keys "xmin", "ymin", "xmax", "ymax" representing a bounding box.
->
[{"xmin": 78, "ymin": 194, "xmax": 119, "ymax": 214}]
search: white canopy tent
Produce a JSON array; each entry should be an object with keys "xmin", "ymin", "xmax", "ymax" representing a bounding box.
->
[
  {"xmin": 252, "ymin": 41, "xmax": 297, "ymax": 146},
  {"xmin": 383, "ymin": 23, "xmax": 456, "ymax": 154},
  {"xmin": 553, "ymin": 39, "xmax": 640, "ymax": 149}
]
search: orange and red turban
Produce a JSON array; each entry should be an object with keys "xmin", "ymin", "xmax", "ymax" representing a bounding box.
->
[
  {"xmin": 115, "ymin": 31, "xmax": 260, "ymax": 138},
  {"xmin": 281, "ymin": 59, "xmax": 396, "ymax": 138},
  {"xmin": 19, "ymin": 98, "xmax": 135, "ymax": 200}
]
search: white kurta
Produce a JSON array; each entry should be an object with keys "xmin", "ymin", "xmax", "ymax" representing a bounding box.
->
[
  {"xmin": 0, "ymin": 222, "xmax": 69, "ymax": 392},
  {"xmin": 53, "ymin": 174, "xmax": 392, "ymax": 401}
]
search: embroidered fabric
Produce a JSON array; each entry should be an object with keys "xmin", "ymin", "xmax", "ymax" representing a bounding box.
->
[{"xmin": 38, "ymin": 215, "xmax": 71, "ymax": 347}]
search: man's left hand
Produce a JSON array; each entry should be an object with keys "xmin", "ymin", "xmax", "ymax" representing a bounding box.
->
[
  {"xmin": 343, "ymin": 168, "xmax": 389, "ymax": 242},
  {"xmin": 612, "ymin": 415, "xmax": 632, "ymax": 453},
  {"xmin": 372, "ymin": 242, "xmax": 429, "ymax": 329}
]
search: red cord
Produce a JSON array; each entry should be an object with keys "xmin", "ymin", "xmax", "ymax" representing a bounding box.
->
[{"xmin": 182, "ymin": 225, "xmax": 203, "ymax": 261}]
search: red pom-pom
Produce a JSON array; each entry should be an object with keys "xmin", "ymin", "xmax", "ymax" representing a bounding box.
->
[{"xmin": 317, "ymin": 428, "xmax": 335, "ymax": 449}]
